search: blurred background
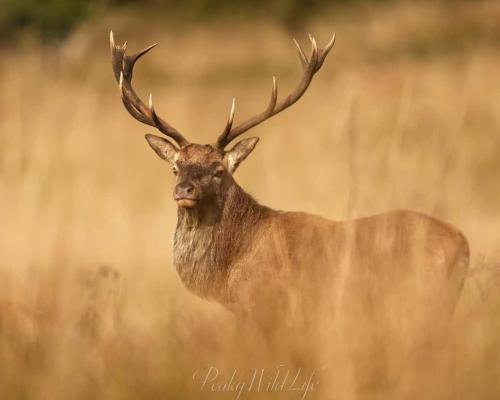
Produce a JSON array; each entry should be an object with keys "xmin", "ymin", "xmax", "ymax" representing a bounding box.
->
[{"xmin": 0, "ymin": 0, "xmax": 499, "ymax": 399}]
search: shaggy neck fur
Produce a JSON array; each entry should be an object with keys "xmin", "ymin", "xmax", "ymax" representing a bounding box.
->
[{"xmin": 173, "ymin": 182, "xmax": 271, "ymax": 299}]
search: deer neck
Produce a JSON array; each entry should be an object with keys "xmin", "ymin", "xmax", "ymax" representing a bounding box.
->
[{"xmin": 173, "ymin": 183, "xmax": 271, "ymax": 299}]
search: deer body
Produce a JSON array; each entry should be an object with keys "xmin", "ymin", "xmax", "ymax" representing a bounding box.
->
[
  {"xmin": 110, "ymin": 32, "xmax": 470, "ymax": 328},
  {"xmin": 172, "ymin": 179, "xmax": 469, "ymax": 323}
]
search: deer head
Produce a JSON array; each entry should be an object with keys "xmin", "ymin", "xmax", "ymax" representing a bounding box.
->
[{"xmin": 110, "ymin": 31, "xmax": 335, "ymax": 210}]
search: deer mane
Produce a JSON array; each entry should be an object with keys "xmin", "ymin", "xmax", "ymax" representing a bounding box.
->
[{"xmin": 173, "ymin": 183, "xmax": 271, "ymax": 297}]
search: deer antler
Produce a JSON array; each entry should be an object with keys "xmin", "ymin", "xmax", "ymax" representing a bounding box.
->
[
  {"xmin": 216, "ymin": 33, "xmax": 335, "ymax": 149},
  {"xmin": 110, "ymin": 31, "xmax": 189, "ymax": 148}
]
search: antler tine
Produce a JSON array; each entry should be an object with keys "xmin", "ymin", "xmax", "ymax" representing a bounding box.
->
[
  {"xmin": 317, "ymin": 33, "xmax": 336, "ymax": 71},
  {"xmin": 118, "ymin": 72, "xmax": 151, "ymax": 124},
  {"xmin": 148, "ymin": 93, "xmax": 175, "ymax": 145},
  {"xmin": 265, "ymin": 76, "xmax": 278, "ymax": 114},
  {"xmin": 217, "ymin": 79, "xmax": 277, "ymax": 148},
  {"xmin": 308, "ymin": 34, "xmax": 319, "ymax": 68},
  {"xmin": 219, "ymin": 98, "xmax": 236, "ymax": 140},
  {"xmin": 122, "ymin": 42, "xmax": 157, "ymax": 82},
  {"xmin": 110, "ymin": 31, "xmax": 126, "ymax": 82},
  {"xmin": 293, "ymin": 39, "xmax": 308, "ymax": 69},
  {"xmin": 216, "ymin": 34, "xmax": 335, "ymax": 148},
  {"xmin": 110, "ymin": 31, "xmax": 189, "ymax": 147}
]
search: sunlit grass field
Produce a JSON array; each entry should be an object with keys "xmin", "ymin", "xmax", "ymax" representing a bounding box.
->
[{"xmin": 1, "ymin": 1, "xmax": 499, "ymax": 399}]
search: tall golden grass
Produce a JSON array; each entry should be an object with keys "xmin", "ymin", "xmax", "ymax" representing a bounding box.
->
[{"xmin": 1, "ymin": 1, "xmax": 499, "ymax": 399}]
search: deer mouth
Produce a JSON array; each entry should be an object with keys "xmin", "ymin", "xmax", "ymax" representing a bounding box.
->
[{"xmin": 175, "ymin": 198, "xmax": 198, "ymax": 208}]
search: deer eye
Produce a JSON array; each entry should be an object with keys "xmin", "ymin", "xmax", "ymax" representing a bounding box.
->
[
  {"xmin": 213, "ymin": 169, "xmax": 224, "ymax": 179},
  {"xmin": 172, "ymin": 168, "xmax": 178, "ymax": 176}
]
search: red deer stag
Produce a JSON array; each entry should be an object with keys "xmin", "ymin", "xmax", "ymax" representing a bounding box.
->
[{"xmin": 109, "ymin": 32, "xmax": 469, "ymax": 333}]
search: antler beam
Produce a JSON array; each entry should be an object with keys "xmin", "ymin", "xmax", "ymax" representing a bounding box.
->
[
  {"xmin": 110, "ymin": 31, "xmax": 189, "ymax": 147},
  {"xmin": 216, "ymin": 33, "xmax": 335, "ymax": 149}
]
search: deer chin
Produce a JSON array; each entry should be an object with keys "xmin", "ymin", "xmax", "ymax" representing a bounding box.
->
[{"xmin": 176, "ymin": 199, "xmax": 198, "ymax": 208}]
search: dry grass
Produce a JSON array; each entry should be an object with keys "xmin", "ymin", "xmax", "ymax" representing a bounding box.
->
[{"xmin": 1, "ymin": 1, "xmax": 500, "ymax": 399}]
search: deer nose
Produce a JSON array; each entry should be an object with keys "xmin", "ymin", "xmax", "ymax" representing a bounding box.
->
[{"xmin": 174, "ymin": 181, "xmax": 197, "ymax": 200}]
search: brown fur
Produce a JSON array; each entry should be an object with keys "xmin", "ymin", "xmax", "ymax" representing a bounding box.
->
[
  {"xmin": 174, "ymin": 181, "xmax": 272, "ymax": 298},
  {"xmin": 168, "ymin": 148, "xmax": 470, "ymax": 329},
  {"xmin": 133, "ymin": 138, "xmax": 472, "ymax": 372}
]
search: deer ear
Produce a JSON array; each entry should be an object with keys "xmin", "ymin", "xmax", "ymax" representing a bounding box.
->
[
  {"xmin": 226, "ymin": 137, "xmax": 259, "ymax": 174},
  {"xmin": 145, "ymin": 134, "xmax": 178, "ymax": 164}
]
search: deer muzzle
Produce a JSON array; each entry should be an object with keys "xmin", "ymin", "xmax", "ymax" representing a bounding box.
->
[{"xmin": 174, "ymin": 182, "xmax": 198, "ymax": 208}]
